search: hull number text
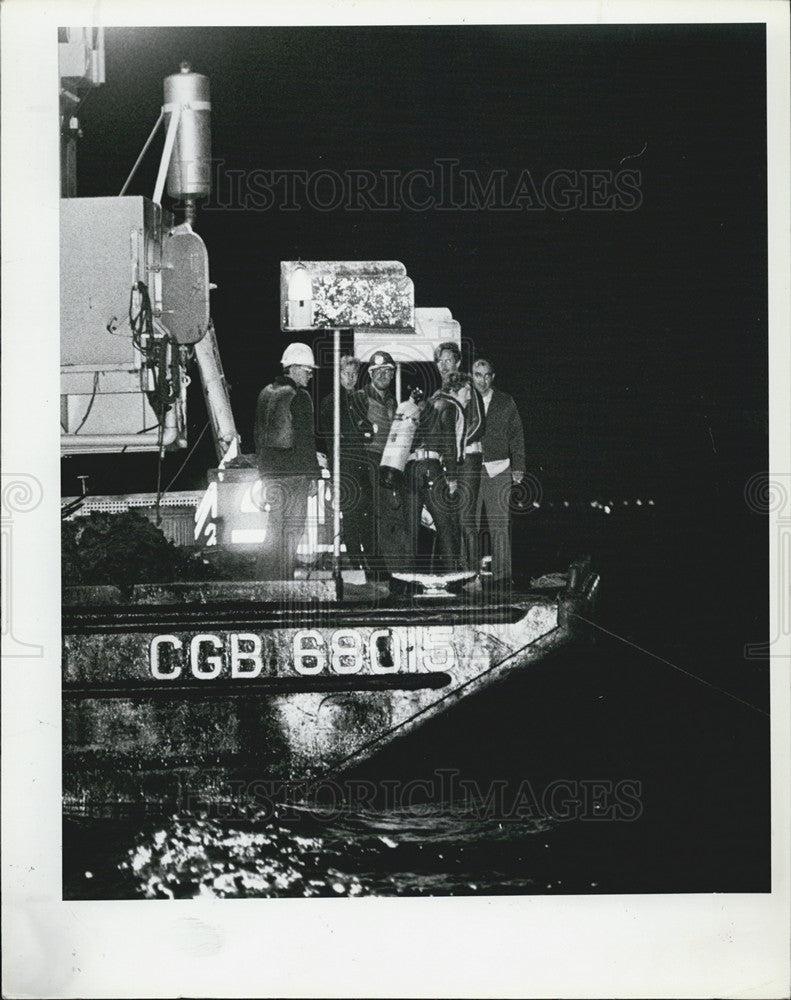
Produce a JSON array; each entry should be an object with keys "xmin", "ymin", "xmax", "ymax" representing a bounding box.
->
[{"xmin": 149, "ymin": 626, "xmax": 456, "ymax": 680}]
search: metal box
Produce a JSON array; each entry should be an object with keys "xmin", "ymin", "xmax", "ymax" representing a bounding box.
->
[
  {"xmin": 61, "ymin": 196, "xmax": 163, "ymax": 368},
  {"xmin": 60, "ymin": 196, "xmax": 188, "ymax": 454}
]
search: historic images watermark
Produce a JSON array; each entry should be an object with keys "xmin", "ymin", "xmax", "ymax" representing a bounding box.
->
[
  {"xmin": 1, "ymin": 473, "xmax": 44, "ymax": 657},
  {"xmin": 743, "ymin": 472, "xmax": 790, "ymax": 659},
  {"xmin": 201, "ymin": 158, "xmax": 643, "ymax": 213},
  {"xmin": 180, "ymin": 770, "xmax": 644, "ymax": 823}
]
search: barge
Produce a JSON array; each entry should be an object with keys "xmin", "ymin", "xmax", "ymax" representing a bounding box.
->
[
  {"xmin": 62, "ymin": 566, "xmax": 599, "ymax": 815},
  {"xmin": 59, "ymin": 38, "xmax": 600, "ymax": 817}
]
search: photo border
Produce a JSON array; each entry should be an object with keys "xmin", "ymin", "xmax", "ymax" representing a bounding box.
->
[{"xmin": 2, "ymin": 1, "xmax": 789, "ymax": 997}]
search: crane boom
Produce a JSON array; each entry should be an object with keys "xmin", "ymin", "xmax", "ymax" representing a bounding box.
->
[{"xmin": 193, "ymin": 320, "xmax": 241, "ymax": 465}]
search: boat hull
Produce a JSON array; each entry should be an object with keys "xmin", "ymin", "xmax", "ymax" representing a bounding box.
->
[{"xmin": 62, "ymin": 571, "xmax": 598, "ymax": 815}]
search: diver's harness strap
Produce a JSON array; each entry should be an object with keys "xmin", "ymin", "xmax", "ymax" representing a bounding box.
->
[{"xmin": 407, "ymin": 448, "xmax": 442, "ymax": 463}]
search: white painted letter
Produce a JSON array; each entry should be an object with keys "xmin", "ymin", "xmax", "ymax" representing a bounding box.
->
[
  {"xmin": 190, "ymin": 634, "xmax": 224, "ymax": 680},
  {"xmin": 330, "ymin": 628, "xmax": 363, "ymax": 674},
  {"xmin": 293, "ymin": 629, "xmax": 325, "ymax": 675},
  {"xmin": 231, "ymin": 633, "xmax": 263, "ymax": 678},
  {"xmin": 421, "ymin": 625, "xmax": 455, "ymax": 671},
  {"xmin": 369, "ymin": 628, "xmax": 401, "ymax": 673},
  {"xmin": 150, "ymin": 634, "xmax": 183, "ymax": 680}
]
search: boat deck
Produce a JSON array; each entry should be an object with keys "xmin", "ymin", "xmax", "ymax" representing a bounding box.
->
[{"xmin": 62, "ymin": 572, "xmax": 571, "ymax": 609}]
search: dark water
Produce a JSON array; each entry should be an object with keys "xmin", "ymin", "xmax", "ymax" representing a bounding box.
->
[{"xmin": 63, "ymin": 501, "xmax": 771, "ymax": 899}]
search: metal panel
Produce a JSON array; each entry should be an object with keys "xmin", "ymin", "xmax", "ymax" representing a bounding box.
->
[
  {"xmin": 355, "ymin": 307, "xmax": 461, "ymax": 364},
  {"xmin": 63, "ymin": 392, "xmax": 151, "ymax": 436},
  {"xmin": 60, "ymin": 196, "xmax": 188, "ymax": 453},
  {"xmin": 161, "ymin": 226, "xmax": 210, "ymax": 344},
  {"xmin": 60, "ymin": 196, "xmax": 162, "ymax": 367},
  {"xmin": 280, "ymin": 260, "xmax": 414, "ymax": 331}
]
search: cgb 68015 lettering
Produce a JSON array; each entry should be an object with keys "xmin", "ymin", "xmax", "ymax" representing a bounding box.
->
[{"xmin": 149, "ymin": 626, "xmax": 456, "ymax": 680}]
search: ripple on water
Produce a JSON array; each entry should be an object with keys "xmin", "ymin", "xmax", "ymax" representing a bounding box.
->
[{"xmin": 118, "ymin": 803, "xmax": 560, "ymax": 899}]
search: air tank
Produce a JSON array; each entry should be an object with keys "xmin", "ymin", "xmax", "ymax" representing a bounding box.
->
[
  {"xmin": 380, "ymin": 388, "xmax": 425, "ymax": 488},
  {"xmin": 163, "ymin": 63, "xmax": 212, "ymax": 202}
]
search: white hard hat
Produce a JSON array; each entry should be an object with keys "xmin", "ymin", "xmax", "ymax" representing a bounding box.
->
[
  {"xmin": 280, "ymin": 342, "xmax": 317, "ymax": 368},
  {"xmin": 368, "ymin": 350, "xmax": 396, "ymax": 371}
]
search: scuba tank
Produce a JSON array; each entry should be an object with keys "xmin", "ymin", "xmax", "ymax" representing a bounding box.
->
[{"xmin": 380, "ymin": 388, "xmax": 424, "ymax": 488}]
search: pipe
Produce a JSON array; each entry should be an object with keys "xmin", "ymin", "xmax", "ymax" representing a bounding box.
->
[
  {"xmin": 332, "ymin": 329, "xmax": 342, "ymax": 597},
  {"xmin": 192, "ymin": 322, "xmax": 241, "ymax": 462},
  {"xmin": 183, "ymin": 196, "xmax": 197, "ymax": 227},
  {"xmin": 153, "ymin": 104, "xmax": 181, "ymax": 206},
  {"xmin": 119, "ymin": 110, "xmax": 164, "ymax": 196}
]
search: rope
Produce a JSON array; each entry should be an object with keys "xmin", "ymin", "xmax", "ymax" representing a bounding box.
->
[
  {"xmin": 119, "ymin": 109, "xmax": 164, "ymax": 196},
  {"xmin": 128, "ymin": 279, "xmax": 181, "ymax": 528},
  {"xmin": 322, "ymin": 599, "xmax": 768, "ymax": 779},
  {"xmin": 324, "ymin": 628, "xmax": 554, "ymax": 776},
  {"xmin": 73, "ymin": 371, "xmax": 100, "ymax": 434},
  {"xmin": 569, "ymin": 611, "xmax": 769, "ymax": 717},
  {"xmin": 154, "ymin": 418, "xmax": 164, "ymax": 527},
  {"xmin": 163, "ymin": 420, "xmax": 210, "ymax": 494},
  {"xmin": 129, "ymin": 281, "xmax": 178, "ymax": 421}
]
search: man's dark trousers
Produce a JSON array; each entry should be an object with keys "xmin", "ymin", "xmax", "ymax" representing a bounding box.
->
[
  {"xmin": 256, "ymin": 474, "xmax": 312, "ymax": 580},
  {"xmin": 339, "ymin": 458, "xmax": 375, "ymax": 570},
  {"xmin": 458, "ymin": 452, "xmax": 482, "ymax": 572},
  {"xmin": 405, "ymin": 459, "xmax": 461, "ymax": 574}
]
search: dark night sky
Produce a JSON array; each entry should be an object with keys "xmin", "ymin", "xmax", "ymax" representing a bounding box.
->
[{"xmin": 63, "ymin": 23, "xmax": 768, "ymax": 501}]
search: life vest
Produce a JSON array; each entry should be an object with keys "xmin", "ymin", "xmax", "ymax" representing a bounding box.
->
[{"xmin": 258, "ymin": 381, "xmax": 296, "ymax": 450}]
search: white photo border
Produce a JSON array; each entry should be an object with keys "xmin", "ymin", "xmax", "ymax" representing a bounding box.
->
[{"xmin": 2, "ymin": 1, "xmax": 789, "ymax": 997}]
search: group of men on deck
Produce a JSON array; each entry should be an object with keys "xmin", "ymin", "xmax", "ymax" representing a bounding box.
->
[{"xmin": 254, "ymin": 340, "xmax": 526, "ymax": 593}]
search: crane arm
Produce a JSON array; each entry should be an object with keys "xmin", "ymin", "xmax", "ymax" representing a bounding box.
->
[{"xmin": 193, "ymin": 320, "xmax": 241, "ymax": 465}]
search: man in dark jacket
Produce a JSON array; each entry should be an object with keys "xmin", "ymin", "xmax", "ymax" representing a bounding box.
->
[
  {"xmin": 405, "ymin": 371, "xmax": 471, "ymax": 573},
  {"xmin": 350, "ymin": 351, "xmax": 410, "ymax": 576},
  {"xmin": 472, "ymin": 358, "xmax": 526, "ymax": 589},
  {"xmin": 435, "ymin": 341, "xmax": 485, "ymax": 571},
  {"xmin": 254, "ymin": 342, "xmax": 320, "ymax": 580},
  {"xmin": 319, "ymin": 355, "xmax": 372, "ymax": 570}
]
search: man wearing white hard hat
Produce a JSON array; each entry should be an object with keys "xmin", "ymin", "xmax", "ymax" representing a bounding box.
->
[{"xmin": 254, "ymin": 343, "xmax": 320, "ymax": 579}]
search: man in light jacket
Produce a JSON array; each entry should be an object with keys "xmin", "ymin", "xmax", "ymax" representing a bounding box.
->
[
  {"xmin": 435, "ymin": 341, "xmax": 485, "ymax": 571},
  {"xmin": 472, "ymin": 358, "xmax": 526, "ymax": 589}
]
